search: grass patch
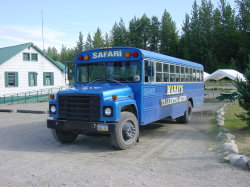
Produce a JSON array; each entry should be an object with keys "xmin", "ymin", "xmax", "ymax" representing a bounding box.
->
[
  {"xmin": 224, "ymin": 104, "xmax": 250, "ymax": 157},
  {"xmin": 224, "ymin": 104, "xmax": 247, "ymax": 129}
]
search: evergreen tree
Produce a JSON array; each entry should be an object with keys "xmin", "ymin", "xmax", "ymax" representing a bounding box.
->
[
  {"xmin": 149, "ymin": 16, "xmax": 160, "ymax": 52},
  {"xmin": 111, "ymin": 18, "xmax": 128, "ymax": 46},
  {"xmin": 76, "ymin": 31, "xmax": 84, "ymax": 52},
  {"xmin": 46, "ymin": 46, "xmax": 59, "ymax": 61},
  {"xmin": 85, "ymin": 33, "xmax": 93, "ymax": 50},
  {"xmin": 236, "ymin": 0, "xmax": 250, "ymax": 71},
  {"xmin": 160, "ymin": 10, "xmax": 179, "ymax": 57},
  {"xmin": 93, "ymin": 27, "xmax": 104, "ymax": 48},
  {"xmin": 140, "ymin": 14, "xmax": 151, "ymax": 50},
  {"xmin": 198, "ymin": 0, "xmax": 215, "ymax": 71},
  {"xmin": 235, "ymin": 58, "xmax": 250, "ymax": 128},
  {"xmin": 180, "ymin": 14, "xmax": 192, "ymax": 60},
  {"xmin": 104, "ymin": 33, "xmax": 111, "ymax": 47},
  {"xmin": 129, "ymin": 17, "xmax": 142, "ymax": 48}
]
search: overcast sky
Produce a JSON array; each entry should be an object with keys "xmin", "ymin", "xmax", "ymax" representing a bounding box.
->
[{"xmin": 0, "ymin": 0, "xmax": 236, "ymax": 50}]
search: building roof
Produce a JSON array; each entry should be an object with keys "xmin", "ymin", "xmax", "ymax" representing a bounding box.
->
[
  {"xmin": 0, "ymin": 42, "xmax": 65, "ymax": 72},
  {"xmin": 204, "ymin": 72, "xmax": 210, "ymax": 80},
  {"xmin": 204, "ymin": 69, "xmax": 246, "ymax": 82}
]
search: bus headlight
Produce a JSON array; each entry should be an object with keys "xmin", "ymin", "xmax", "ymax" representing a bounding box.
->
[
  {"xmin": 50, "ymin": 105, "xmax": 56, "ymax": 114},
  {"xmin": 104, "ymin": 106, "xmax": 113, "ymax": 117}
]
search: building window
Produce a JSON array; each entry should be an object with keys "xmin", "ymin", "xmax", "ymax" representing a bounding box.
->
[
  {"xmin": 23, "ymin": 53, "xmax": 30, "ymax": 61},
  {"xmin": 5, "ymin": 72, "xmax": 18, "ymax": 87},
  {"xmin": 28, "ymin": 72, "xmax": 37, "ymax": 86},
  {"xmin": 31, "ymin": 53, "xmax": 38, "ymax": 61},
  {"xmin": 43, "ymin": 72, "xmax": 54, "ymax": 86}
]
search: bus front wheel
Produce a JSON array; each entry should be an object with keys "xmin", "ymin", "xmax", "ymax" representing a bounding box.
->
[
  {"xmin": 111, "ymin": 112, "xmax": 139, "ymax": 150},
  {"xmin": 176, "ymin": 101, "xmax": 192, "ymax": 124},
  {"xmin": 51, "ymin": 129, "xmax": 78, "ymax": 143}
]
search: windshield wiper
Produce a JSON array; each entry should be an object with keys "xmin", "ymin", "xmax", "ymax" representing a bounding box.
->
[
  {"xmin": 86, "ymin": 78, "xmax": 106, "ymax": 86},
  {"xmin": 86, "ymin": 78, "xmax": 126, "ymax": 86}
]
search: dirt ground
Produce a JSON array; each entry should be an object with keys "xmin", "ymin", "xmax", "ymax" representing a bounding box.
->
[{"xmin": 0, "ymin": 104, "xmax": 249, "ymax": 187}]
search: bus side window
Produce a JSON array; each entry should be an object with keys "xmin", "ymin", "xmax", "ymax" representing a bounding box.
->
[
  {"xmin": 189, "ymin": 68, "xmax": 192, "ymax": 82},
  {"xmin": 192, "ymin": 69, "xmax": 197, "ymax": 82},
  {"xmin": 181, "ymin": 66, "xmax": 185, "ymax": 82},
  {"xmin": 163, "ymin": 63, "xmax": 169, "ymax": 82},
  {"xmin": 185, "ymin": 67, "xmax": 189, "ymax": 82},
  {"xmin": 144, "ymin": 60, "xmax": 149, "ymax": 83},
  {"xmin": 170, "ymin": 64, "xmax": 175, "ymax": 82},
  {"xmin": 201, "ymin": 70, "xmax": 204, "ymax": 82},
  {"xmin": 156, "ymin": 62, "xmax": 163, "ymax": 82},
  {"xmin": 144, "ymin": 60, "xmax": 155, "ymax": 83},
  {"xmin": 197, "ymin": 70, "xmax": 201, "ymax": 82},
  {"xmin": 176, "ymin": 66, "xmax": 180, "ymax": 82}
]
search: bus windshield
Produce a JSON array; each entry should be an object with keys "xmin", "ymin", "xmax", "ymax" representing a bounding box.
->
[{"xmin": 77, "ymin": 61, "xmax": 141, "ymax": 83}]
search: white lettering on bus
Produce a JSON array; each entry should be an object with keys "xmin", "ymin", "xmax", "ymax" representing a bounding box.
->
[
  {"xmin": 92, "ymin": 50, "xmax": 122, "ymax": 59},
  {"xmin": 160, "ymin": 95, "xmax": 187, "ymax": 107}
]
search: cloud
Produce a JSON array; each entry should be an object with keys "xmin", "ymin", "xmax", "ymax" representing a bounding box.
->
[{"xmin": 0, "ymin": 25, "xmax": 74, "ymax": 50}]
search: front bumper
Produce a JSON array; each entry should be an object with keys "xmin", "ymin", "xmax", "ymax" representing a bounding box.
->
[{"xmin": 47, "ymin": 119, "xmax": 117, "ymax": 134}]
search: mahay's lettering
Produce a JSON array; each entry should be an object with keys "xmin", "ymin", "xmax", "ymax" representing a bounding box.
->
[
  {"xmin": 92, "ymin": 50, "xmax": 122, "ymax": 59},
  {"xmin": 167, "ymin": 85, "xmax": 184, "ymax": 95}
]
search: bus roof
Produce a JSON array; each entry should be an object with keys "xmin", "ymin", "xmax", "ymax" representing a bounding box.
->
[
  {"xmin": 139, "ymin": 48, "xmax": 203, "ymax": 69},
  {"xmin": 76, "ymin": 47, "xmax": 203, "ymax": 69}
]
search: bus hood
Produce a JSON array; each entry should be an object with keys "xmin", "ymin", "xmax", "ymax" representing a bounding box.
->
[{"xmin": 57, "ymin": 83, "xmax": 134, "ymax": 101}]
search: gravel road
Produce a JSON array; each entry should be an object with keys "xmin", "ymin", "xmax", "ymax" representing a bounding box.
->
[{"xmin": 0, "ymin": 104, "xmax": 249, "ymax": 187}]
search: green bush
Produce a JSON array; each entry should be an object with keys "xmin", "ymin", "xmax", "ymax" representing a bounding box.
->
[{"xmin": 235, "ymin": 62, "xmax": 250, "ymax": 128}]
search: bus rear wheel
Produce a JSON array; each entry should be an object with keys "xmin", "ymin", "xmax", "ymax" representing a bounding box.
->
[
  {"xmin": 51, "ymin": 129, "xmax": 78, "ymax": 143},
  {"xmin": 111, "ymin": 112, "xmax": 139, "ymax": 150},
  {"xmin": 176, "ymin": 101, "xmax": 192, "ymax": 124}
]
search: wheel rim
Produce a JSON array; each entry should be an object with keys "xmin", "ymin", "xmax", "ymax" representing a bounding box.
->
[{"xmin": 122, "ymin": 120, "xmax": 136, "ymax": 142}]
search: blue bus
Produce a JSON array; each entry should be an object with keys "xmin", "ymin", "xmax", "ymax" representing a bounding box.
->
[{"xmin": 47, "ymin": 47, "xmax": 204, "ymax": 149}]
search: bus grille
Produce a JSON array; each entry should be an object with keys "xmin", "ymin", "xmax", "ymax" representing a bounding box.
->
[{"xmin": 58, "ymin": 94, "xmax": 100, "ymax": 121}]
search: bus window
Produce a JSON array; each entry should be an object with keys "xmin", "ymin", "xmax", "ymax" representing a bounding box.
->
[
  {"xmin": 189, "ymin": 68, "xmax": 192, "ymax": 82},
  {"xmin": 185, "ymin": 67, "xmax": 189, "ymax": 82},
  {"xmin": 192, "ymin": 69, "xmax": 197, "ymax": 82},
  {"xmin": 156, "ymin": 62, "xmax": 163, "ymax": 82},
  {"xmin": 181, "ymin": 66, "xmax": 185, "ymax": 82},
  {"xmin": 144, "ymin": 60, "xmax": 149, "ymax": 83},
  {"xmin": 201, "ymin": 70, "xmax": 204, "ymax": 81},
  {"xmin": 163, "ymin": 63, "xmax": 169, "ymax": 82},
  {"xmin": 170, "ymin": 64, "xmax": 175, "ymax": 82},
  {"xmin": 176, "ymin": 66, "xmax": 180, "ymax": 82},
  {"xmin": 144, "ymin": 60, "xmax": 155, "ymax": 83},
  {"xmin": 196, "ymin": 70, "xmax": 201, "ymax": 82}
]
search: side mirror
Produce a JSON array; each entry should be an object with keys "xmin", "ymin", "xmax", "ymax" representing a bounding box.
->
[{"xmin": 65, "ymin": 61, "xmax": 74, "ymax": 86}]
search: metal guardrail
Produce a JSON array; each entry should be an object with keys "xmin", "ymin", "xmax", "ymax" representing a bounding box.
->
[{"xmin": 0, "ymin": 86, "xmax": 69, "ymax": 105}]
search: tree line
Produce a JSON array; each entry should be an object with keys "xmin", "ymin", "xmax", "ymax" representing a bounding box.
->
[{"xmin": 46, "ymin": 0, "xmax": 250, "ymax": 73}]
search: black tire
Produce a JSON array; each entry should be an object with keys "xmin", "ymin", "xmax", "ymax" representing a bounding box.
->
[
  {"xmin": 111, "ymin": 112, "xmax": 139, "ymax": 150},
  {"xmin": 51, "ymin": 129, "xmax": 78, "ymax": 143},
  {"xmin": 176, "ymin": 101, "xmax": 192, "ymax": 124}
]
